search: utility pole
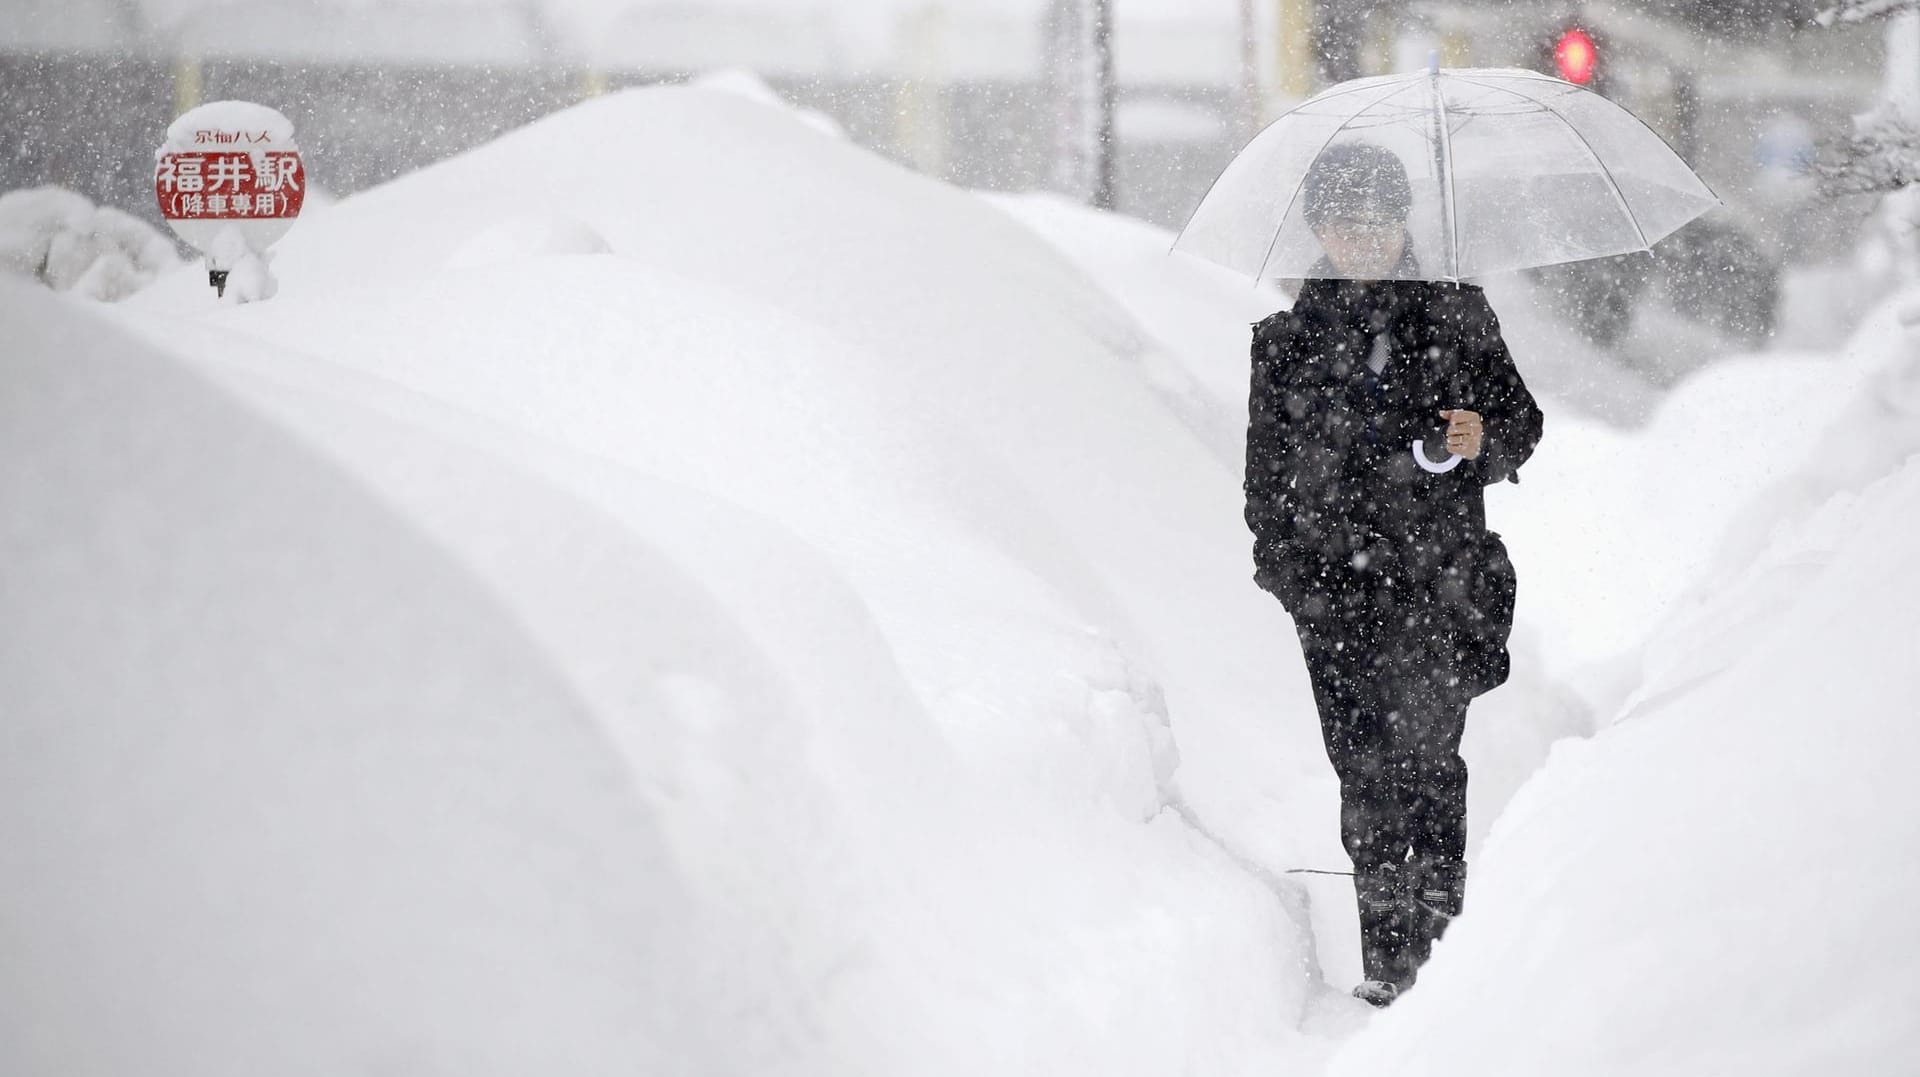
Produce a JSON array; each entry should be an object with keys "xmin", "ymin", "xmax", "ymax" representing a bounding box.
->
[
  {"xmin": 1045, "ymin": 0, "xmax": 1118, "ymax": 209},
  {"xmin": 1092, "ymin": 0, "xmax": 1115, "ymax": 209}
]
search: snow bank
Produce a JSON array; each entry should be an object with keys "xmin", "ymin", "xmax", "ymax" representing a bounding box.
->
[
  {"xmin": 1491, "ymin": 350, "xmax": 1869, "ymax": 682},
  {"xmin": 1467, "ymin": 276, "xmax": 1916, "ymax": 762},
  {"xmin": 1703, "ymin": 286, "xmax": 1920, "ymax": 587},
  {"xmin": 445, "ymin": 212, "xmax": 611, "ymax": 267},
  {"xmin": 1323, "ymin": 287, "xmax": 1920, "ymax": 1075},
  {"xmin": 0, "ymin": 186, "xmax": 181, "ymax": 300},
  {"xmin": 83, "ymin": 83, "xmax": 1345, "ymax": 1074},
  {"xmin": 9, "ymin": 266, "xmax": 1309, "ymax": 1074},
  {"xmin": 986, "ymin": 190, "xmax": 1283, "ymax": 465},
  {"xmin": 0, "ymin": 281, "xmax": 713, "ymax": 1074}
]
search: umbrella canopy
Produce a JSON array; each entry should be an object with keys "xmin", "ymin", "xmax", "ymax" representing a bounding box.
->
[{"xmin": 1173, "ymin": 66, "xmax": 1721, "ymax": 283}]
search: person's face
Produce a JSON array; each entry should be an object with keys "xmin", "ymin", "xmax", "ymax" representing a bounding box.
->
[{"xmin": 1313, "ymin": 214, "xmax": 1407, "ymax": 280}]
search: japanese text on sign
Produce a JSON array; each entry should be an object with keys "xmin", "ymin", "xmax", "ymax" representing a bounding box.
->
[{"xmin": 155, "ymin": 151, "xmax": 305, "ymax": 220}]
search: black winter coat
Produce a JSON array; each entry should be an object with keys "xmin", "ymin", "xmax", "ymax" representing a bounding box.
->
[{"xmin": 1245, "ymin": 275, "xmax": 1543, "ymax": 694}]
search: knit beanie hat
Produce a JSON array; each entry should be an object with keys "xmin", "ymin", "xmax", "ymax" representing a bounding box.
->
[{"xmin": 1302, "ymin": 142, "xmax": 1413, "ymax": 227}]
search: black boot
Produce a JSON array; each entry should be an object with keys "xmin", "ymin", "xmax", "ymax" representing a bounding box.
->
[
  {"xmin": 1352, "ymin": 863, "xmax": 1416, "ymax": 1006},
  {"xmin": 1404, "ymin": 857, "xmax": 1465, "ymax": 975}
]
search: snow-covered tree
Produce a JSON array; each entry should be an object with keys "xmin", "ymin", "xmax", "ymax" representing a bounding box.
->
[
  {"xmin": 1815, "ymin": 113, "xmax": 1920, "ymax": 195},
  {"xmin": 0, "ymin": 186, "xmax": 181, "ymax": 301},
  {"xmin": 1810, "ymin": 2, "xmax": 1918, "ymax": 195},
  {"xmin": 1814, "ymin": 0, "xmax": 1919, "ymax": 26},
  {"xmin": 1815, "ymin": 5, "xmax": 1920, "ymax": 280}
]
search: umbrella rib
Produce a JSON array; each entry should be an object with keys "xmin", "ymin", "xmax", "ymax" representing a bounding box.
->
[
  {"xmin": 1279, "ymin": 73, "xmax": 1417, "ymax": 116},
  {"xmin": 1432, "ymin": 75, "xmax": 1462, "ymax": 281},
  {"xmin": 1471, "ymin": 76, "xmax": 1725, "ymax": 210},
  {"xmin": 1251, "ymin": 80, "xmax": 1424, "ymax": 283},
  {"xmin": 1448, "ymin": 74, "xmax": 1652, "ymax": 253}
]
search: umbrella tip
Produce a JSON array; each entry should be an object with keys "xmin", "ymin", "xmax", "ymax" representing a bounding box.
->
[{"xmin": 1428, "ymin": 50, "xmax": 1439, "ymax": 75}]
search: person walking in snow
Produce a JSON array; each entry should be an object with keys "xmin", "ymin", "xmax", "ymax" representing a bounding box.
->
[{"xmin": 1243, "ymin": 142, "xmax": 1544, "ymax": 1007}]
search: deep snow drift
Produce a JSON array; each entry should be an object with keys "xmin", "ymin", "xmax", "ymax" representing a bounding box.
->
[
  {"xmin": 2, "ymin": 281, "xmax": 719, "ymax": 1074},
  {"xmin": 7, "ymin": 77, "xmax": 1916, "ymax": 1075}
]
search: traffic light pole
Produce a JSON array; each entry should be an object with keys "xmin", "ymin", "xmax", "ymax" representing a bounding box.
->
[{"xmin": 1093, "ymin": 0, "xmax": 1116, "ymax": 210}]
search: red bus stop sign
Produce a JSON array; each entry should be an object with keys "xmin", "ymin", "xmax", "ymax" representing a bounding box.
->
[{"xmin": 155, "ymin": 101, "xmax": 306, "ymax": 295}]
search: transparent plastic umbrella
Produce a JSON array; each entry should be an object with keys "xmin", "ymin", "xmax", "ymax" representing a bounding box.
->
[{"xmin": 1173, "ymin": 66, "xmax": 1722, "ymax": 283}]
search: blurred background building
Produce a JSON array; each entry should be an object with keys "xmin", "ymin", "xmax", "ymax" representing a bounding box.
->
[{"xmin": 0, "ymin": 0, "xmax": 1903, "ymax": 342}]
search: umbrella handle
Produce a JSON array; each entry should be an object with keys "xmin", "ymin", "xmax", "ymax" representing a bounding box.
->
[{"xmin": 1413, "ymin": 439, "xmax": 1462, "ymax": 473}]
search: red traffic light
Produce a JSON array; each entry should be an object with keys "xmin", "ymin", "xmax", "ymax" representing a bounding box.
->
[{"xmin": 1555, "ymin": 28, "xmax": 1597, "ymax": 84}]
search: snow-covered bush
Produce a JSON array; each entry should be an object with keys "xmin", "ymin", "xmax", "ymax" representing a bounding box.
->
[
  {"xmin": 0, "ymin": 186, "xmax": 181, "ymax": 301},
  {"xmin": 1815, "ymin": 0, "xmax": 1919, "ymax": 27},
  {"xmin": 1821, "ymin": 117, "xmax": 1920, "ymax": 286},
  {"xmin": 1817, "ymin": 111, "xmax": 1920, "ymax": 196},
  {"xmin": 1814, "ymin": 8, "xmax": 1920, "ymax": 281}
]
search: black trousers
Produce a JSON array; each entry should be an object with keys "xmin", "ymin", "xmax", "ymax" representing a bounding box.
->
[{"xmin": 1296, "ymin": 608, "xmax": 1471, "ymax": 985}]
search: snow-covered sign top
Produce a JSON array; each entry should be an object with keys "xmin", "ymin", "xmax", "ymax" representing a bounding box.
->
[{"xmin": 155, "ymin": 101, "xmax": 305, "ymax": 265}]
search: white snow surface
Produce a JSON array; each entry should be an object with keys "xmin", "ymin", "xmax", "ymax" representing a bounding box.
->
[
  {"xmin": 10, "ymin": 79, "xmax": 1920, "ymax": 1075},
  {"xmin": 444, "ymin": 212, "xmax": 611, "ymax": 267}
]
